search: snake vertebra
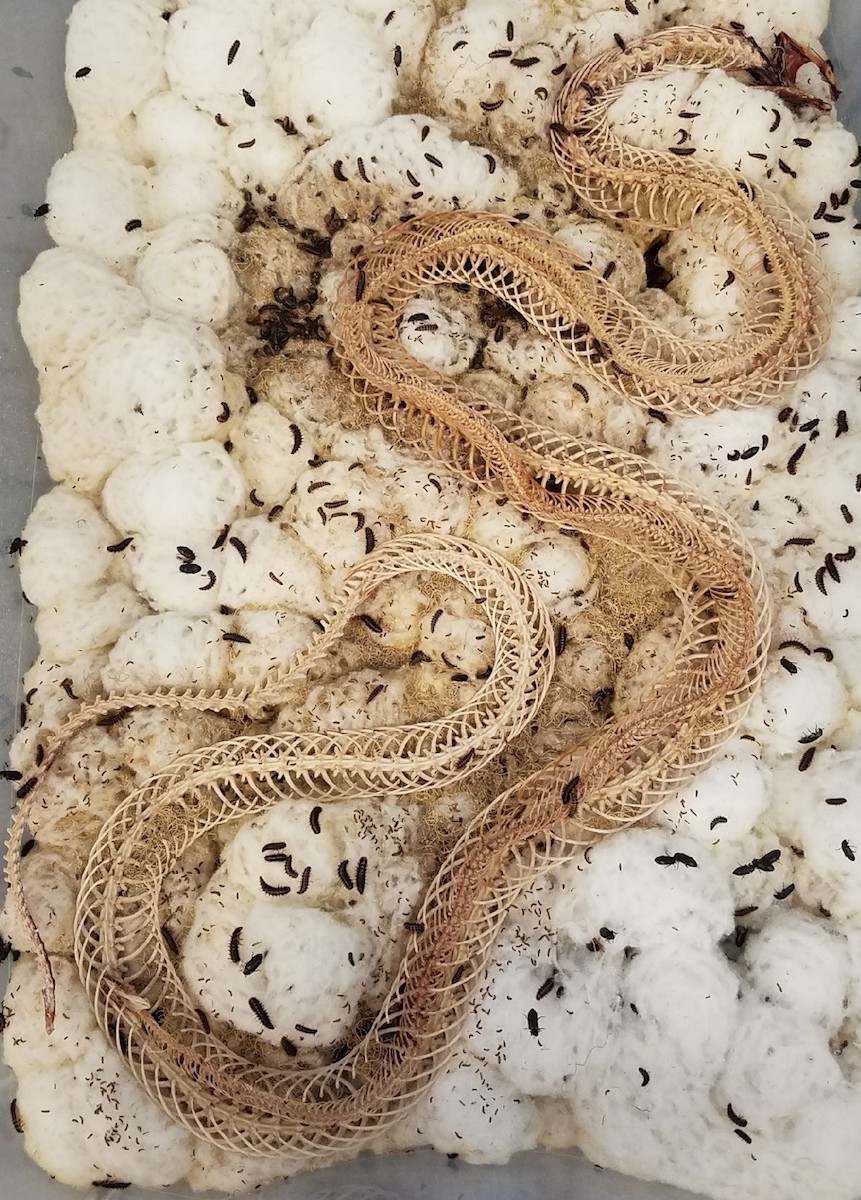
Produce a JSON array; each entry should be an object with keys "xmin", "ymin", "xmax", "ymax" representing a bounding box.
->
[{"xmin": 5, "ymin": 25, "xmax": 830, "ymax": 1162}]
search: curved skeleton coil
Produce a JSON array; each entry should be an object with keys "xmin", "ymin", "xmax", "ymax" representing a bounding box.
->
[{"xmin": 6, "ymin": 25, "xmax": 829, "ymax": 1160}]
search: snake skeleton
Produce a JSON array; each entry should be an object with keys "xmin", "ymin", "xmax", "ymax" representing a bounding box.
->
[{"xmin": 4, "ymin": 25, "xmax": 833, "ymax": 1161}]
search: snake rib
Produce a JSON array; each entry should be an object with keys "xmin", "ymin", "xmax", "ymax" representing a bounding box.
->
[{"xmin": 5, "ymin": 25, "xmax": 830, "ymax": 1164}]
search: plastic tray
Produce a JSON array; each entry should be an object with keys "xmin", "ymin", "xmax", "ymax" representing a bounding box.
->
[{"xmin": 1, "ymin": 3, "xmax": 859, "ymax": 1197}]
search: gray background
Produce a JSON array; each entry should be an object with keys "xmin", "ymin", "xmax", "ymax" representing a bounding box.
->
[{"xmin": 0, "ymin": 2, "xmax": 858, "ymax": 1197}]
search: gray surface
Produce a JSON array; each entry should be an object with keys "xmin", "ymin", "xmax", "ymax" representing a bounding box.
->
[{"xmin": 0, "ymin": 2, "xmax": 859, "ymax": 1198}]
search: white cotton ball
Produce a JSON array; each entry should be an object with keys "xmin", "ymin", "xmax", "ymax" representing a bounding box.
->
[
  {"xmin": 418, "ymin": 597, "xmax": 493, "ymax": 677},
  {"xmin": 18, "ymin": 247, "xmax": 148, "ymax": 373},
  {"xmin": 45, "ymin": 148, "xmax": 150, "ymax": 267},
  {"xmin": 399, "ymin": 298, "xmax": 478, "ymax": 375},
  {"xmin": 72, "ymin": 315, "xmax": 228, "ymax": 449},
  {"xmin": 183, "ymin": 894, "xmax": 376, "ymax": 1050},
  {"xmin": 292, "ymin": 115, "xmax": 519, "ymax": 221},
  {"xmin": 386, "ymin": 464, "xmax": 471, "ymax": 534},
  {"xmin": 3, "ymin": 957, "xmax": 192, "ymax": 1188},
  {"xmin": 299, "ymin": 669, "xmax": 410, "ymax": 732},
  {"xmin": 103, "ymin": 442, "xmax": 244, "ymax": 539},
  {"xmin": 164, "ymin": 3, "xmax": 272, "ymax": 122},
  {"xmin": 225, "ymin": 609, "xmax": 316, "ymax": 690},
  {"xmin": 774, "ymin": 749, "xmax": 861, "ymax": 921},
  {"xmin": 623, "ymin": 943, "xmax": 739, "ymax": 1075},
  {"xmin": 467, "ymin": 495, "xmax": 538, "ymax": 558},
  {"xmin": 776, "ymin": 124, "xmax": 859, "ymax": 224},
  {"xmin": 554, "ymin": 218, "xmax": 646, "ymax": 297},
  {"xmin": 463, "ymin": 920, "xmax": 622, "ymax": 1097},
  {"xmin": 134, "ymin": 215, "xmax": 239, "ymax": 326},
  {"xmin": 655, "ymin": 736, "xmax": 768, "ymax": 844},
  {"xmin": 409, "ymin": 1050, "xmax": 541, "ymax": 1162},
  {"xmin": 269, "ymin": 11, "xmax": 395, "ymax": 142},
  {"xmin": 102, "ymin": 613, "xmax": 229, "ymax": 692},
  {"xmin": 218, "ymin": 517, "xmax": 329, "ymax": 616},
  {"xmin": 549, "ymin": 828, "xmax": 734, "ymax": 951},
  {"xmin": 829, "ymin": 297, "xmax": 861, "ymax": 364},
  {"xmin": 148, "ymin": 157, "xmax": 242, "ymax": 226},
  {"xmin": 483, "ymin": 323, "xmax": 572, "ymax": 385},
  {"xmin": 716, "ymin": 1000, "xmax": 842, "ymax": 1124},
  {"xmin": 233, "ymin": 403, "xmax": 317, "ymax": 506},
  {"xmin": 126, "ymin": 535, "xmax": 224, "ymax": 616},
  {"xmin": 517, "ymin": 535, "xmax": 592, "ymax": 617},
  {"xmin": 18, "ymin": 488, "xmax": 117, "ymax": 608},
  {"xmin": 740, "ymin": 910, "xmax": 849, "ymax": 1033},
  {"xmin": 224, "ymin": 120, "xmax": 305, "ymax": 192},
  {"xmin": 645, "ymin": 405, "xmax": 781, "ymax": 505},
  {"xmin": 424, "ymin": 0, "xmax": 575, "ymax": 138},
  {"xmin": 65, "ymin": 0, "xmax": 166, "ymax": 125},
  {"xmin": 136, "ymin": 90, "xmax": 227, "ymax": 165},
  {"xmin": 34, "ymin": 583, "xmax": 147, "ymax": 662},
  {"xmin": 745, "ymin": 651, "xmax": 848, "ymax": 757}
]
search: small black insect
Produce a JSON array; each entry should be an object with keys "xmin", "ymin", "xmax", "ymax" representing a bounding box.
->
[
  {"xmin": 734, "ymin": 905, "xmax": 758, "ymax": 918},
  {"xmin": 774, "ymin": 883, "xmax": 795, "ymax": 899},
  {"xmin": 798, "ymin": 746, "xmax": 816, "ymax": 772},
  {"xmin": 310, "ymin": 806, "xmax": 322, "ymax": 835},
  {"xmin": 786, "ymin": 445, "xmax": 806, "ymax": 475},
  {"xmin": 297, "ymin": 866, "xmax": 311, "ymax": 895},
  {"xmin": 710, "ymin": 816, "xmax": 728, "ymax": 830},
  {"xmin": 779, "ymin": 657, "xmax": 798, "ymax": 675},
  {"xmin": 16, "ymin": 778, "xmax": 37, "ymax": 800},
  {"xmin": 260, "ymin": 877, "xmax": 292, "ymax": 896},
  {"xmin": 196, "ymin": 1008, "xmax": 211, "ymax": 1033},
  {"xmin": 734, "ymin": 1129, "xmax": 753, "ymax": 1145},
  {"xmin": 229, "ymin": 536, "xmax": 247, "ymax": 561},
  {"xmin": 512, "ymin": 55, "xmax": 540, "ymax": 68},
  {"xmin": 639, "ymin": 1067, "xmax": 649, "ymax": 1086},
  {"xmin": 249, "ymin": 997, "xmax": 273, "ymax": 1029},
  {"xmin": 222, "ymin": 632, "xmax": 251, "ymax": 644},
  {"xmin": 842, "ymin": 840, "xmax": 856, "ymax": 862},
  {"xmin": 555, "ymin": 625, "xmax": 568, "ymax": 655},
  {"xmin": 506, "ymin": 19, "xmax": 514, "ymax": 40},
  {"xmin": 561, "ymin": 776, "xmax": 579, "ymax": 806},
  {"xmin": 536, "ymin": 978, "xmax": 554, "ymax": 1001},
  {"xmin": 10, "ymin": 1099, "xmax": 22, "ymax": 1133},
  {"xmin": 480, "ymin": 99, "xmax": 503, "ymax": 112},
  {"xmin": 452, "ymin": 964, "xmax": 466, "ymax": 985},
  {"xmin": 75, "ymin": 66, "xmax": 91, "ymax": 78},
  {"xmin": 393, "ymin": 45, "xmax": 402, "ymax": 68},
  {"xmin": 244, "ymin": 953, "xmax": 264, "ymax": 976},
  {"xmin": 281, "ymin": 1035, "xmax": 298, "ymax": 1056},
  {"xmin": 360, "ymin": 613, "xmax": 383, "ymax": 634},
  {"xmin": 365, "ymin": 527, "xmax": 376, "ymax": 554},
  {"xmin": 60, "ymin": 677, "xmax": 77, "ymax": 700},
  {"xmin": 0, "ymin": 769, "xmax": 22, "ymax": 782},
  {"xmin": 527, "ymin": 1008, "xmax": 540, "ymax": 1037},
  {"xmin": 727, "ymin": 1103, "xmax": 747, "ymax": 1128},
  {"xmin": 430, "ymin": 608, "xmax": 444, "ymax": 633},
  {"xmin": 295, "ymin": 1023, "xmax": 317, "ymax": 1035},
  {"xmin": 355, "ymin": 266, "xmax": 367, "ymax": 301},
  {"xmin": 355, "ymin": 856, "xmax": 367, "ymax": 895},
  {"xmin": 798, "ymin": 727, "xmax": 822, "ymax": 745},
  {"xmin": 229, "ymin": 928, "xmax": 242, "ymax": 963},
  {"xmin": 404, "ymin": 920, "xmax": 425, "ymax": 932},
  {"xmin": 161, "ymin": 924, "xmax": 179, "ymax": 955},
  {"xmin": 338, "ymin": 860, "xmax": 354, "ymax": 890},
  {"xmin": 92, "ymin": 1183, "xmax": 131, "ymax": 1190},
  {"xmin": 227, "ymin": 39, "xmax": 240, "ymax": 65},
  {"xmin": 242, "ymin": 88, "xmax": 256, "ymax": 107}
]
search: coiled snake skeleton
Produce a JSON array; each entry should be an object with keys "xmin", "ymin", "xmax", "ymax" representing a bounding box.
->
[{"xmin": 4, "ymin": 25, "xmax": 833, "ymax": 1161}]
